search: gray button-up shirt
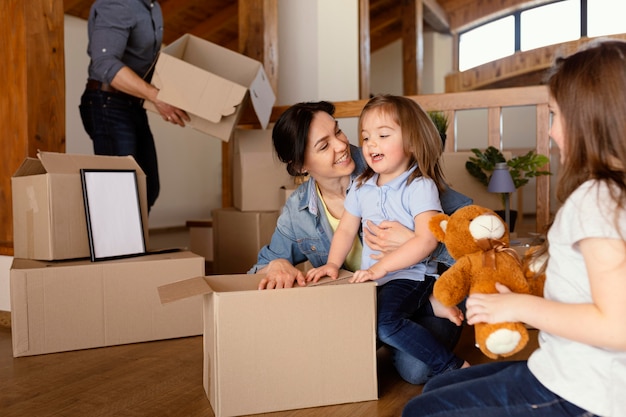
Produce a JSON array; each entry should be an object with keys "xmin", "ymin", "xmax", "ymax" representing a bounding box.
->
[{"xmin": 86, "ymin": 0, "xmax": 163, "ymax": 83}]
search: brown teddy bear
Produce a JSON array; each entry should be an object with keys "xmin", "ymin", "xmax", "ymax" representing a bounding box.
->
[{"xmin": 429, "ymin": 205, "xmax": 531, "ymax": 359}]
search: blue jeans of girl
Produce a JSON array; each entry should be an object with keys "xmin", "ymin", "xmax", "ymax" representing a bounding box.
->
[
  {"xmin": 79, "ymin": 89, "xmax": 160, "ymax": 210},
  {"xmin": 402, "ymin": 361, "xmax": 596, "ymax": 416},
  {"xmin": 377, "ymin": 277, "xmax": 465, "ymax": 384}
]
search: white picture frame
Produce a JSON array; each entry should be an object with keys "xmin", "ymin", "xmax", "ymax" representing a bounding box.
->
[{"xmin": 80, "ymin": 169, "xmax": 146, "ymax": 262}]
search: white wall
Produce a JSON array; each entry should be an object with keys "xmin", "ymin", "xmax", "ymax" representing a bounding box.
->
[
  {"xmin": 370, "ymin": 33, "xmax": 453, "ymax": 96},
  {"xmin": 277, "ymin": 0, "xmax": 360, "ymax": 144}
]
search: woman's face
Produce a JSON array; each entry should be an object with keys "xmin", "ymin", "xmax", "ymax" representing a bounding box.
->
[
  {"xmin": 302, "ymin": 111, "xmax": 355, "ymax": 180},
  {"xmin": 548, "ymin": 96, "xmax": 566, "ymax": 162}
]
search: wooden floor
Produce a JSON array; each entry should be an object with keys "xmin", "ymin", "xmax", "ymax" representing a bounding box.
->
[
  {"xmin": 0, "ymin": 223, "xmax": 540, "ymax": 416},
  {"xmin": 0, "ymin": 319, "xmax": 538, "ymax": 417}
]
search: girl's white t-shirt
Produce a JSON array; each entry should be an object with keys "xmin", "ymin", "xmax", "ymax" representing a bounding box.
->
[{"xmin": 528, "ymin": 180, "xmax": 626, "ymax": 417}]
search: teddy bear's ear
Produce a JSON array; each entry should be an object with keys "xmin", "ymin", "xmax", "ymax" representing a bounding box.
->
[{"xmin": 429, "ymin": 213, "xmax": 449, "ymax": 242}]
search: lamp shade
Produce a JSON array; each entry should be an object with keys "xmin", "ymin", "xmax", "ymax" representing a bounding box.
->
[{"xmin": 488, "ymin": 162, "xmax": 516, "ymax": 193}]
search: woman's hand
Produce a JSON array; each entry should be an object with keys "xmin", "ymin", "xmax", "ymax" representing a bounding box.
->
[
  {"xmin": 465, "ymin": 283, "xmax": 523, "ymax": 325},
  {"xmin": 257, "ymin": 259, "xmax": 306, "ymax": 290},
  {"xmin": 363, "ymin": 220, "xmax": 414, "ymax": 260},
  {"xmin": 305, "ymin": 263, "xmax": 340, "ymax": 283}
]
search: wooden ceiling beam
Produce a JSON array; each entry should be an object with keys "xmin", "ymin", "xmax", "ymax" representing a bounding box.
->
[{"xmin": 423, "ymin": 0, "xmax": 450, "ymax": 33}]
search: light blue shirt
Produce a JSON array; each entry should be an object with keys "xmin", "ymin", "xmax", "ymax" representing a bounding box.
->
[
  {"xmin": 344, "ymin": 166, "xmax": 441, "ymax": 284},
  {"xmin": 249, "ymin": 145, "xmax": 472, "ymax": 273}
]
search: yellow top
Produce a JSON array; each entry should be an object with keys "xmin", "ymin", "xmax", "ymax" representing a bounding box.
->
[{"xmin": 317, "ymin": 185, "xmax": 363, "ymax": 272}]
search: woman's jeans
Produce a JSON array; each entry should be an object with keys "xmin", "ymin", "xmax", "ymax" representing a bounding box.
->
[
  {"xmin": 79, "ymin": 89, "xmax": 160, "ymax": 210},
  {"xmin": 402, "ymin": 361, "xmax": 596, "ymax": 417},
  {"xmin": 377, "ymin": 277, "xmax": 465, "ymax": 384}
]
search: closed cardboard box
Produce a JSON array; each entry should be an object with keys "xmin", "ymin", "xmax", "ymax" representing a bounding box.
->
[
  {"xmin": 233, "ymin": 128, "xmax": 294, "ymax": 211},
  {"xmin": 10, "ymin": 250, "xmax": 204, "ymax": 357},
  {"xmin": 158, "ymin": 271, "xmax": 378, "ymax": 417},
  {"xmin": 212, "ymin": 208, "xmax": 279, "ymax": 274},
  {"xmin": 11, "ymin": 152, "xmax": 149, "ymax": 261},
  {"xmin": 145, "ymin": 34, "xmax": 276, "ymax": 141}
]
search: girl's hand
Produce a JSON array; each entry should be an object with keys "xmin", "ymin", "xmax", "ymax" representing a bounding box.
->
[
  {"xmin": 349, "ymin": 269, "xmax": 377, "ymax": 283},
  {"xmin": 305, "ymin": 263, "xmax": 340, "ymax": 283},
  {"xmin": 350, "ymin": 268, "xmax": 385, "ymax": 283},
  {"xmin": 466, "ymin": 283, "xmax": 521, "ymax": 325}
]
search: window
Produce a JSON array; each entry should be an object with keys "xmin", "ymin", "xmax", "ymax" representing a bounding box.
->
[
  {"xmin": 458, "ymin": 0, "xmax": 626, "ymax": 71},
  {"xmin": 521, "ymin": 0, "xmax": 580, "ymax": 51},
  {"xmin": 588, "ymin": 0, "xmax": 626, "ymax": 37},
  {"xmin": 459, "ymin": 16, "xmax": 515, "ymax": 71}
]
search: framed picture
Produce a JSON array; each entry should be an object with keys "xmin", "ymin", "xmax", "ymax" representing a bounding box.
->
[{"xmin": 80, "ymin": 169, "xmax": 146, "ymax": 262}]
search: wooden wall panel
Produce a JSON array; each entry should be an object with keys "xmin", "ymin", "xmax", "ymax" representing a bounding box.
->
[{"xmin": 0, "ymin": 0, "xmax": 65, "ymax": 255}]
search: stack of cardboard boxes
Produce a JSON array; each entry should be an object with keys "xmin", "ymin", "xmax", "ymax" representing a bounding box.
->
[
  {"xmin": 211, "ymin": 127, "xmax": 296, "ymax": 274},
  {"xmin": 10, "ymin": 152, "xmax": 205, "ymax": 358}
]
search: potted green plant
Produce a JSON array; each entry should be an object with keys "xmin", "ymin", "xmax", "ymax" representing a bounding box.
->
[
  {"xmin": 465, "ymin": 146, "xmax": 551, "ymax": 230},
  {"xmin": 428, "ymin": 111, "xmax": 448, "ymax": 145}
]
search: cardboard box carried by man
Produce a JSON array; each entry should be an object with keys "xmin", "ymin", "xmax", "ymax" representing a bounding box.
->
[{"xmin": 145, "ymin": 34, "xmax": 276, "ymax": 142}]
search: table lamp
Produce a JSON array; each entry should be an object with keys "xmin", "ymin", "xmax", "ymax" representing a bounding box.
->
[{"xmin": 488, "ymin": 162, "xmax": 516, "ymax": 230}]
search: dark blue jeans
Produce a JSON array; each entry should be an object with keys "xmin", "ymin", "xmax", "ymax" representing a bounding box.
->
[
  {"xmin": 79, "ymin": 89, "xmax": 160, "ymax": 210},
  {"xmin": 402, "ymin": 361, "xmax": 596, "ymax": 417},
  {"xmin": 378, "ymin": 277, "xmax": 465, "ymax": 384}
]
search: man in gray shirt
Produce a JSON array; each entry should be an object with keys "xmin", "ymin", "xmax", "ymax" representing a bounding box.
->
[{"xmin": 79, "ymin": 0, "xmax": 189, "ymax": 210}]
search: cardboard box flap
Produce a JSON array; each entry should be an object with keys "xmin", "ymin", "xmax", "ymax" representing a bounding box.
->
[
  {"xmin": 158, "ymin": 276, "xmax": 214, "ymax": 304},
  {"xmin": 37, "ymin": 152, "xmax": 145, "ymax": 176},
  {"xmin": 158, "ymin": 271, "xmax": 354, "ymax": 305},
  {"xmin": 152, "ymin": 54, "xmax": 247, "ymax": 123},
  {"xmin": 13, "ymin": 157, "xmax": 46, "ymax": 177},
  {"xmin": 248, "ymin": 68, "xmax": 275, "ymax": 129}
]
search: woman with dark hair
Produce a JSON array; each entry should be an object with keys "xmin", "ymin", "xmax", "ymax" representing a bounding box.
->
[{"xmin": 249, "ymin": 100, "xmax": 472, "ymax": 384}]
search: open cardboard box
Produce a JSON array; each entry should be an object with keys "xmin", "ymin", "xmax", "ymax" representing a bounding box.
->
[
  {"xmin": 158, "ymin": 270, "xmax": 378, "ymax": 417},
  {"xmin": 145, "ymin": 34, "xmax": 276, "ymax": 141},
  {"xmin": 11, "ymin": 250, "xmax": 204, "ymax": 357},
  {"xmin": 12, "ymin": 152, "xmax": 149, "ymax": 261}
]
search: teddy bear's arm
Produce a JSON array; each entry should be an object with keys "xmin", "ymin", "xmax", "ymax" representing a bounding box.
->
[{"xmin": 433, "ymin": 258, "xmax": 472, "ymax": 307}]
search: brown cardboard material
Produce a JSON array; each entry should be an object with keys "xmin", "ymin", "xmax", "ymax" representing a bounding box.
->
[
  {"xmin": 233, "ymin": 128, "xmax": 294, "ymax": 211},
  {"xmin": 10, "ymin": 250, "xmax": 204, "ymax": 357},
  {"xmin": 212, "ymin": 208, "xmax": 279, "ymax": 274},
  {"xmin": 158, "ymin": 271, "xmax": 378, "ymax": 417},
  {"xmin": 145, "ymin": 34, "xmax": 276, "ymax": 141},
  {"xmin": 11, "ymin": 151, "xmax": 149, "ymax": 261},
  {"xmin": 186, "ymin": 219, "xmax": 214, "ymax": 262}
]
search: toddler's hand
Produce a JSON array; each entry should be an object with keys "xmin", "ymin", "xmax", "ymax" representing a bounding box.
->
[{"xmin": 305, "ymin": 264, "xmax": 339, "ymax": 283}]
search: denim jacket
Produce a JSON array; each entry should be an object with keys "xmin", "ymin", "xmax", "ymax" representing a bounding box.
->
[{"xmin": 248, "ymin": 145, "xmax": 472, "ymax": 273}]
